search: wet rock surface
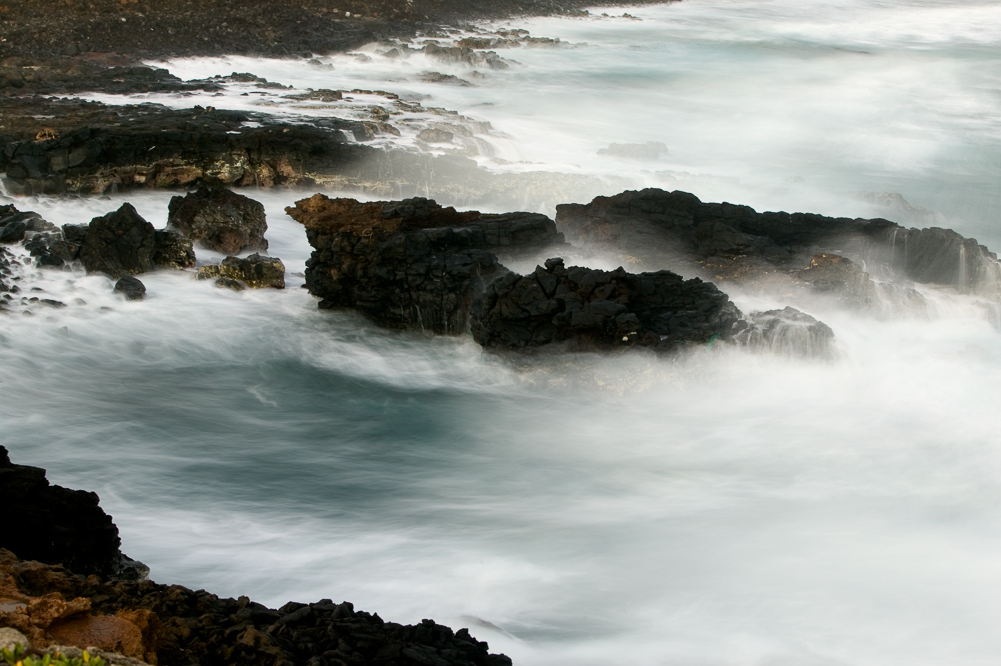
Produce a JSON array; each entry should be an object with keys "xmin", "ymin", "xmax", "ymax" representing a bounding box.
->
[
  {"xmin": 0, "ymin": 446, "xmax": 142, "ymax": 580},
  {"xmin": 471, "ymin": 257, "xmax": 744, "ymax": 352},
  {"xmin": 287, "ymin": 194, "xmax": 563, "ymax": 333},
  {"xmin": 196, "ymin": 254, "xmax": 286, "ymax": 289},
  {"xmin": 168, "ymin": 186, "xmax": 268, "ymax": 255},
  {"xmin": 556, "ymin": 188, "xmax": 1001, "ymax": 297},
  {"xmin": 113, "ymin": 276, "xmax": 146, "ymax": 301},
  {"xmin": 734, "ymin": 307, "xmax": 836, "ymax": 360}
]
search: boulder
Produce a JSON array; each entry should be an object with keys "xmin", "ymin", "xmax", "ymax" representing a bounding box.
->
[
  {"xmin": 77, "ymin": 204, "xmax": 196, "ymax": 277},
  {"xmin": 0, "ymin": 445, "xmax": 143, "ymax": 579},
  {"xmin": 0, "ymin": 220, "xmax": 27, "ymax": 244},
  {"xmin": 113, "ymin": 276, "xmax": 146, "ymax": 301},
  {"xmin": 78, "ymin": 203, "xmax": 158, "ymax": 278},
  {"xmin": 196, "ymin": 254, "xmax": 285, "ymax": 289},
  {"xmin": 167, "ymin": 186, "xmax": 268, "ymax": 255},
  {"xmin": 471, "ymin": 257, "xmax": 743, "ymax": 352},
  {"xmin": 734, "ymin": 307, "xmax": 835, "ymax": 360},
  {"xmin": 556, "ymin": 188, "xmax": 1001, "ymax": 297},
  {"xmin": 285, "ymin": 195, "xmax": 564, "ymax": 334}
]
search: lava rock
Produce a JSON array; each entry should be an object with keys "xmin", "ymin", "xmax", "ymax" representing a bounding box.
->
[
  {"xmin": 78, "ymin": 203, "xmax": 158, "ymax": 278},
  {"xmin": 36, "ymin": 253, "xmax": 64, "ymax": 268},
  {"xmin": 197, "ymin": 254, "xmax": 285, "ymax": 289},
  {"xmin": 113, "ymin": 276, "xmax": 146, "ymax": 301},
  {"xmin": 286, "ymin": 194, "xmax": 564, "ymax": 334},
  {"xmin": 0, "ymin": 445, "xmax": 140, "ymax": 579},
  {"xmin": 794, "ymin": 253, "xmax": 880, "ymax": 310},
  {"xmin": 471, "ymin": 257, "xmax": 743, "ymax": 352},
  {"xmin": 556, "ymin": 188, "xmax": 1001, "ymax": 296},
  {"xmin": 152, "ymin": 229, "xmax": 196, "ymax": 270},
  {"xmin": 167, "ymin": 186, "xmax": 268, "ymax": 255},
  {"xmin": 0, "ymin": 220, "xmax": 27, "ymax": 244},
  {"xmin": 733, "ymin": 306, "xmax": 835, "ymax": 359}
]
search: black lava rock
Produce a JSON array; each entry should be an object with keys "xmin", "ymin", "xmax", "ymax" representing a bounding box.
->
[
  {"xmin": 113, "ymin": 275, "xmax": 147, "ymax": 300},
  {"xmin": 472, "ymin": 257, "xmax": 744, "ymax": 352},
  {"xmin": 0, "ymin": 445, "xmax": 139, "ymax": 579}
]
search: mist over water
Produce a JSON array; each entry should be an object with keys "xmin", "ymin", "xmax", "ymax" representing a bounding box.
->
[{"xmin": 6, "ymin": 1, "xmax": 1001, "ymax": 665}]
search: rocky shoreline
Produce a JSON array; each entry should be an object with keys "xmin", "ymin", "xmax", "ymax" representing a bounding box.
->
[{"xmin": 0, "ymin": 447, "xmax": 513, "ymax": 666}]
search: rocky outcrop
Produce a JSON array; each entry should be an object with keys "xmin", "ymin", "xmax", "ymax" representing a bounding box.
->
[
  {"xmin": 471, "ymin": 258, "xmax": 743, "ymax": 352},
  {"xmin": 286, "ymin": 194, "xmax": 563, "ymax": 334},
  {"xmin": 556, "ymin": 188, "xmax": 1001, "ymax": 297},
  {"xmin": 0, "ymin": 446, "xmax": 144, "ymax": 580},
  {"xmin": 0, "ymin": 549, "xmax": 512, "ymax": 666},
  {"xmin": 734, "ymin": 307, "xmax": 836, "ymax": 360},
  {"xmin": 167, "ymin": 187, "xmax": 268, "ymax": 255},
  {"xmin": 78, "ymin": 204, "xmax": 195, "ymax": 278},
  {"xmin": 793, "ymin": 253, "xmax": 881, "ymax": 311},
  {"xmin": 196, "ymin": 254, "xmax": 286, "ymax": 289}
]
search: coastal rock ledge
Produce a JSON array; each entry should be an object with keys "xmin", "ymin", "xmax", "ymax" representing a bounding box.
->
[{"xmin": 0, "ymin": 446, "xmax": 512, "ymax": 666}]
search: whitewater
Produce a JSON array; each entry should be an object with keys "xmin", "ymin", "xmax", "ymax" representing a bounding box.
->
[{"xmin": 5, "ymin": 0, "xmax": 1001, "ymax": 664}]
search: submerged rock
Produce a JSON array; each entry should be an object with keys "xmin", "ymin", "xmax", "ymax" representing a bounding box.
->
[
  {"xmin": 286, "ymin": 194, "xmax": 564, "ymax": 334},
  {"xmin": 734, "ymin": 307, "xmax": 836, "ymax": 360},
  {"xmin": 196, "ymin": 254, "xmax": 285, "ymax": 289},
  {"xmin": 113, "ymin": 276, "xmax": 146, "ymax": 301},
  {"xmin": 167, "ymin": 186, "xmax": 268, "ymax": 255},
  {"xmin": 597, "ymin": 141, "xmax": 668, "ymax": 159},
  {"xmin": 471, "ymin": 257, "xmax": 743, "ymax": 352},
  {"xmin": 556, "ymin": 188, "xmax": 1001, "ymax": 297}
]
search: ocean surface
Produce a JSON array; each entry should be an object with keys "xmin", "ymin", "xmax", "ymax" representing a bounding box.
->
[{"xmin": 5, "ymin": 1, "xmax": 1001, "ymax": 664}]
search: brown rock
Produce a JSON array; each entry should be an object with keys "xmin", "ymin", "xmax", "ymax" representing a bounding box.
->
[{"xmin": 48, "ymin": 615, "xmax": 144, "ymax": 659}]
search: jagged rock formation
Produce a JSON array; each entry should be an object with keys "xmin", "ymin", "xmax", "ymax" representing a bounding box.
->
[
  {"xmin": 471, "ymin": 258, "xmax": 743, "ymax": 352},
  {"xmin": 556, "ymin": 188, "xmax": 1001, "ymax": 298},
  {"xmin": 167, "ymin": 186, "xmax": 269, "ymax": 255},
  {"xmin": 286, "ymin": 194, "xmax": 563, "ymax": 334},
  {"xmin": 196, "ymin": 254, "xmax": 286, "ymax": 289},
  {"xmin": 79, "ymin": 204, "xmax": 195, "ymax": 278},
  {"xmin": 0, "ymin": 446, "xmax": 144, "ymax": 580}
]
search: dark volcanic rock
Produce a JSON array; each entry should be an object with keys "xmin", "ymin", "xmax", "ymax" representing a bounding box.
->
[
  {"xmin": 152, "ymin": 230, "xmax": 197, "ymax": 270},
  {"xmin": 78, "ymin": 204, "xmax": 196, "ymax": 277},
  {"xmin": 1, "ymin": 550, "xmax": 511, "ymax": 666},
  {"xmin": 556, "ymin": 188, "xmax": 1001, "ymax": 296},
  {"xmin": 78, "ymin": 203, "xmax": 158, "ymax": 278},
  {"xmin": 0, "ymin": 220, "xmax": 27, "ymax": 244},
  {"xmin": 286, "ymin": 194, "xmax": 564, "ymax": 333},
  {"xmin": 471, "ymin": 257, "xmax": 743, "ymax": 352},
  {"xmin": 168, "ymin": 186, "xmax": 269, "ymax": 255},
  {"xmin": 0, "ymin": 445, "xmax": 140, "ymax": 579},
  {"xmin": 196, "ymin": 254, "xmax": 286, "ymax": 289},
  {"xmin": 113, "ymin": 276, "xmax": 147, "ymax": 301}
]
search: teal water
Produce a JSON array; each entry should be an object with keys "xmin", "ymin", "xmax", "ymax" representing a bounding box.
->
[{"xmin": 5, "ymin": 1, "xmax": 1001, "ymax": 664}]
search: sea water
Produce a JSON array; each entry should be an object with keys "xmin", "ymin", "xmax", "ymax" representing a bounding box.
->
[{"xmin": 5, "ymin": 1, "xmax": 1001, "ymax": 664}]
